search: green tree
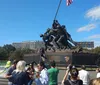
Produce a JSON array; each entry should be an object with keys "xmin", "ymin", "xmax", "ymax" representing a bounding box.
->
[
  {"xmin": 3, "ymin": 44, "xmax": 16, "ymax": 58},
  {"xmin": 21, "ymin": 48, "xmax": 32, "ymax": 54},
  {"xmin": 21, "ymin": 48, "xmax": 35, "ymax": 54},
  {"xmin": 0, "ymin": 47, "xmax": 8, "ymax": 60},
  {"xmin": 93, "ymin": 46, "xmax": 100, "ymax": 54},
  {"xmin": 3, "ymin": 44, "xmax": 16, "ymax": 53},
  {"xmin": 10, "ymin": 49, "xmax": 24, "ymax": 61}
]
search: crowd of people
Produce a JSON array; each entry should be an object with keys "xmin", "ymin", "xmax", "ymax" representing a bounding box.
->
[
  {"xmin": 4, "ymin": 59, "xmax": 100, "ymax": 85},
  {"xmin": 4, "ymin": 60, "xmax": 59, "ymax": 85}
]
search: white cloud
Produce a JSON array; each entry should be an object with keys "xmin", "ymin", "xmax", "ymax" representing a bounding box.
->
[
  {"xmin": 93, "ymin": 40, "xmax": 100, "ymax": 47},
  {"xmin": 87, "ymin": 40, "xmax": 100, "ymax": 47},
  {"xmin": 86, "ymin": 5, "xmax": 100, "ymax": 20},
  {"xmin": 77, "ymin": 24, "xmax": 96, "ymax": 32},
  {"xmin": 87, "ymin": 34, "xmax": 100, "ymax": 39}
]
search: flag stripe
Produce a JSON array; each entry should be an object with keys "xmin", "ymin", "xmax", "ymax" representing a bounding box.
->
[{"xmin": 67, "ymin": 0, "xmax": 72, "ymax": 6}]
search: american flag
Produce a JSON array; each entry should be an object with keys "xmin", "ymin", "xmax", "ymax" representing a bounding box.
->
[{"xmin": 67, "ymin": 0, "xmax": 73, "ymax": 6}]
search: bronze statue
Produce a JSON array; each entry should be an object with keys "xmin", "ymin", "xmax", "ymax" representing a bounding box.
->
[{"xmin": 40, "ymin": 20, "xmax": 76, "ymax": 51}]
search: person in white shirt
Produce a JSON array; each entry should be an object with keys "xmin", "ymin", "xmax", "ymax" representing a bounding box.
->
[
  {"xmin": 35, "ymin": 62, "xmax": 49, "ymax": 85},
  {"xmin": 96, "ymin": 68, "xmax": 100, "ymax": 78},
  {"xmin": 78, "ymin": 65, "xmax": 90, "ymax": 85}
]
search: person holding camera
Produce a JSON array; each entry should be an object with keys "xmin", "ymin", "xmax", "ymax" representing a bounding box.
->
[
  {"xmin": 62, "ymin": 67, "xmax": 83, "ymax": 85},
  {"xmin": 35, "ymin": 61, "xmax": 49, "ymax": 85}
]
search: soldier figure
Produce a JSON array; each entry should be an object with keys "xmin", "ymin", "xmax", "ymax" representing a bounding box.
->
[
  {"xmin": 39, "ymin": 47, "xmax": 47, "ymax": 62},
  {"xmin": 52, "ymin": 20, "xmax": 61, "ymax": 29},
  {"xmin": 40, "ymin": 20, "xmax": 76, "ymax": 51}
]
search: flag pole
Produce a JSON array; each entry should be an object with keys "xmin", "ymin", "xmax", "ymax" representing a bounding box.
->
[{"xmin": 54, "ymin": 0, "xmax": 63, "ymax": 20}]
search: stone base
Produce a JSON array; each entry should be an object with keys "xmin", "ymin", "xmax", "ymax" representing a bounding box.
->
[
  {"xmin": 24, "ymin": 51, "xmax": 100, "ymax": 66},
  {"xmin": 24, "ymin": 51, "xmax": 72, "ymax": 66}
]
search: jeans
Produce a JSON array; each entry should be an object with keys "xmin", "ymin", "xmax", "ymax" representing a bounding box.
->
[
  {"xmin": 8, "ymin": 82, "xmax": 12, "ymax": 85},
  {"xmin": 28, "ymin": 80, "xmax": 33, "ymax": 85}
]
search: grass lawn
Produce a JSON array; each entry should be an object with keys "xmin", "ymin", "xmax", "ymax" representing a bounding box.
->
[
  {"xmin": 0, "ymin": 60, "xmax": 7, "ymax": 66},
  {"xmin": 57, "ymin": 66, "xmax": 97, "ymax": 71}
]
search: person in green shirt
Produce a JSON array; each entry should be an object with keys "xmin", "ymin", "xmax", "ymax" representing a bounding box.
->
[{"xmin": 48, "ymin": 60, "xmax": 59, "ymax": 85}]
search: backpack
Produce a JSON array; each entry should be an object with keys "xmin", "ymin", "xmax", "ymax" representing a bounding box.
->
[
  {"xmin": 9, "ymin": 71, "xmax": 21, "ymax": 84},
  {"xmin": 10, "ymin": 71, "xmax": 29, "ymax": 85}
]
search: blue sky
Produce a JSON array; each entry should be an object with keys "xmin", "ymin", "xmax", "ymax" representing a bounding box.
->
[{"xmin": 0, "ymin": 0, "xmax": 100, "ymax": 47}]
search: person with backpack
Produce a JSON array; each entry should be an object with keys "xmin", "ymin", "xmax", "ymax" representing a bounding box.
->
[
  {"xmin": 9, "ymin": 60, "xmax": 31, "ymax": 85},
  {"xmin": 62, "ymin": 67, "xmax": 83, "ymax": 85}
]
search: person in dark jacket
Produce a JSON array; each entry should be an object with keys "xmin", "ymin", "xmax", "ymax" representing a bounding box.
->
[{"xmin": 10, "ymin": 60, "xmax": 31, "ymax": 85}]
